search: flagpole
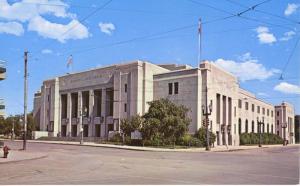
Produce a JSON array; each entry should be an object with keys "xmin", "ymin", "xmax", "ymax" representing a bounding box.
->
[{"xmin": 198, "ymin": 18, "xmax": 202, "ymax": 68}]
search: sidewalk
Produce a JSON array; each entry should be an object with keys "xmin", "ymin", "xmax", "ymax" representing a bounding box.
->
[
  {"xmin": 0, "ymin": 149, "xmax": 47, "ymax": 164},
  {"xmin": 25, "ymin": 139, "xmax": 300, "ymax": 152}
]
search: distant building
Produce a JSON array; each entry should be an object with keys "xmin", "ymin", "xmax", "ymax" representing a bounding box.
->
[
  {"xmin": 0, "ymin": 60, "xmax": 6, "ymax": 117},
  {"xmin": 275, "ymin": 102, "xmax": 295, "ymax": 144},
  {"xmin": 295, "ymin": 115, "xmax": 300, "ymax": 144},
  {"xmin": 33, "ymin": 60, "xmax": 296, "ymax": 146}
]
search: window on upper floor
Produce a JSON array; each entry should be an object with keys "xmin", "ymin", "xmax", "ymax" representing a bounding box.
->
[
  {"xmin": 245, "ymin": 102, "xmax": 249, "ymax": 110},
  {"xmin": 124, "ymin": 103, "xmax": 127, "ymax": 112},
  {"xmin": 262, "ymin": 108, "xmax": 265, "ymax": 115},
  {"xmin": 238, "ymin": 99, "xmax": 242, "ymax": 108},
  {"xmin": 257, "ymin": 106, "xmax": 260, "ymax": 113},
  {"xmin": 252, "ymin": 104, "xmax": 255, "ymax": 112},
  {"xmin": 168, "ymin": 83, "xmax": 172, "ymax": 95},
  {"xmin": 271, "ymin": 111, "xmax": 273, "ymax": 117},
  {"xmin": 277, "ymin": 111, "xmax": 280, "ymax": 116},
  {"xmin": 267, "ymin": 109, "xmax": 269, "ymax": 116},
  {"xmin": 174, "ymin": 82, "xmax": 179, "ymax": 94},
  {"xmin": 124, "ymin": 84, "xmax": 127, "ymax": 93}
]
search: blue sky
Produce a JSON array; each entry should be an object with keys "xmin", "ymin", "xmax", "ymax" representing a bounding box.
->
[{"xmin": 0, "ymin": 0, "xmax": 299, "ymax": 116}]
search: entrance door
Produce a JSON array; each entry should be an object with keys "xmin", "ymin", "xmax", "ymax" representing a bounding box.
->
[
  {"xmin": 83, "ymin": 125, "xmax": 89, "ymax": 137},
  {"xmin": 228, "ymin": 133, "xmax": 232, "ymax": 145},
  {"xmin": 95, "ymin": 124, "xmax": 101, "ymax": 137},
  {"xmin": 61, "ymin": 125, "xmax": 67, "ymax": 137},
  {"xmin": 71, "ymin": 125, "xmax": 77, "ymax": 137},
  {"xmin": 222, "ymin": 132, "xmax": 226, "ymax": 145}
]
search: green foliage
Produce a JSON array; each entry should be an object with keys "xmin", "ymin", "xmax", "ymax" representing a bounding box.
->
[
  {"xmin": 109, "ymin": 132, "xmax": 123, "ymax": 143},
  {"xmin": 177, "ymin": 134, "xmax": 203, "ymax": 147},
  {"xmin": 142, "ymin": 98, "xmax": 191, "ymax": 145},
  {"xmin": 240, "ymin": 133, "xmax": 283, "ymax": 145},
  {"xmin": 194, "ymin": 127, "xmax": 216, "ymax": 146},
  {"xmin": 0, "ymin": 113, "xmax": 35, "ymax": 139},
  {"xmin": 120, "ymin": 114, "xmax": 143, "ymax": 137}
]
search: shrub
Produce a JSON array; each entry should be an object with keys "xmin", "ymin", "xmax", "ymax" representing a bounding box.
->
[
  {"xmin": 194, "ymin": 127, "xmax": 216, "ymax": 146},
  {"xmin": 109, "ymin": 133, "xmax": 123, "ymax": 143},
  {"xmin": 240, "ymin": 133, "xmax": 283, "ymax": 145}
]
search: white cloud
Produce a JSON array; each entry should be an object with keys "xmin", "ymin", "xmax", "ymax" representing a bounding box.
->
[
  {"xmin": 255, "ymin": 26, "xmax": 277, "ymax": 44},
  {"xmin": 0, "ymin": 0, "xmax": 88, "ymax": 42},
  {"xmin": 274, "ymin": 82, "xmax": 300, "ymax": 94},
  {"xmin": 284, "ymin": 3, "xmax": 299, "ymax": 16},
  {"xmin": 0, "ymin": 0, "xmax": 73, "ymax": 22},
  {"xmin": 213, "ymin": 53, "xmax": 281, "ymax": 82},
  {"xmin": 41, "ymin": 49, "xmax": 53, "ymax": 54},
  {"xmin": 28, "ymin": 16, "xmax": 89, "ymax": 43},
  {"xmin": 280, "ymin": 31, "xmax": 296, "ymax": 41},
  {"xmin": 98, "ymin": 22, "xmax": 115, "ymax": 35},
  {"xmin": 0, "ymin": 21, "xmax": 24, "ymax": 36}
]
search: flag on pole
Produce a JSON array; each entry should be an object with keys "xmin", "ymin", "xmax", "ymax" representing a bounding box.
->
[
  {"xmin": 198, "ymin": 18, "xmax": 202, "ymax": 34},
  {"xmin": 67, "ymin": 55, "xmax": 73, "ymax": 68}
]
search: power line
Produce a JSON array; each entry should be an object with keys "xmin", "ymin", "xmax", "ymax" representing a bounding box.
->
[
  {"xmin": 280, "ymin": 36, "xmax": 300, "ymax": 79},
  {"xmin": 188, "ymin": 0, "xmax": 294, "ymax": 31},
  {"xmin": 225, "ymin": 0, "xmax": 300, "ymax": 25},
  {"xmin": 31, "ymin": 0, "xmax": 113, "ymax": 56}
]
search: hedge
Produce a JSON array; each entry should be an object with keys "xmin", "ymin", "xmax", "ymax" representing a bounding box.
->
[{"xmin": 240, "ymin": 133, "xmax": 283, "ymax": 145}]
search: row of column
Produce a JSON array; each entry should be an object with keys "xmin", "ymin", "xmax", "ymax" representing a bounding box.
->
[
  {"xmin": 216, "ymin": 94, "xmax": 232, "ymax": 146},
  {"xmin": 62, "ymin": 88, "xmax": 110, "ymax": 138}
]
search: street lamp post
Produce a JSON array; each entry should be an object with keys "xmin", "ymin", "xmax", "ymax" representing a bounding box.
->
[
  {"xmin": 202, "ymin": 96, "xmax": 212, "ymax": 151},
  {"xmin": 80, "ymin": 107, "xmax": 88, "ymax": 145},
  {"xmin": 282, "ymin": 123, "xmax": 287, "ymax": 146},
  {"xmin": 257, "ymin": 117, "xmax": 264, "ymax": 148},
  {"xmin": 11, "ymin": 118, "xmax": 15, "ymax": 140}
]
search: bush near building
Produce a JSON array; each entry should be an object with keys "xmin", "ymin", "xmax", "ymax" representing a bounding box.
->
[
  {"xmin": 239, "ymin": 133, "xmax": 283, "ymax": 145},
  {"xmin": 119, "ymin": 98, "xmax": 217, "ymax": 148}
]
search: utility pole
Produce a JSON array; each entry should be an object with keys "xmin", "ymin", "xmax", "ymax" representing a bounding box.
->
[
  {"xmin": 282, "ymin": 123, "xmax": 287, "ymax": 146},
  {"xmin": 23, "ymin": 50, "xmax": 28, "ymax": 150},
  {"xmin": 202, "ymin": 86, "xmax": 212, "ymax": 151}
]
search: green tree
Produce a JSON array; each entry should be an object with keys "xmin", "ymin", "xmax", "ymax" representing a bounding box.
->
[
  {"xmin": 142, "ymin": 98, "xmax": 191, "ymax": 145},
  {"xmin": 120, "ymin": 114, "xmax": 143, "ymax": 137}
]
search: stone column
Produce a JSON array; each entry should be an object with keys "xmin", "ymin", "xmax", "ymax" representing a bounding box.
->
[
  {"xmin": 77, "ymin": 91, "xmax": 82, "ymax": 136},
  {"xmin": 101, "ymin": 88, "xmax": 106, "ymax": 138},
  {"xmin": 89, "ymin": 90, "xmax": 94, "ymax": 137},
  {"xmin": 219, "ymin": 95, "xmax": 223, "ymax": 145},
  {"xmin": 67, "ymin": 93, "xmax": 72, "ymax": 137}
]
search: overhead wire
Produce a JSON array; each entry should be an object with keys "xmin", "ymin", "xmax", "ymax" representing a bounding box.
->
[{"xmin": 225, "ymin": 0, "xmax": 300, "ymax": 25}]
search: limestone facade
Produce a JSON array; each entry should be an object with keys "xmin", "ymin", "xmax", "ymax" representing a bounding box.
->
[{"xmin": 33, "ymin": 60, "xmax": 295, "ymax": 145}]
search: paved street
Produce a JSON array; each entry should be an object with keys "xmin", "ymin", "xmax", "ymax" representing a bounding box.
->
[{"xmin": 0, "ymin": 141, "xmax": 299, "ymax": 185}]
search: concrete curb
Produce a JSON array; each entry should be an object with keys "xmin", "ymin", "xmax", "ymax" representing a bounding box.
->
[
  {"xmin": 8, "ymin": 140, "xmax": 300, "ymax": 153},
  {"xmin": 0, "ymin": 154, "xmax": 48, "ymax": 164}
]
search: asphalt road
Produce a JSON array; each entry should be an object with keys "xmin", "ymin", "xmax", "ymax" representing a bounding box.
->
[{"xmin": 0, "ymin": 141, "xmax": 299, "ymax": 185}]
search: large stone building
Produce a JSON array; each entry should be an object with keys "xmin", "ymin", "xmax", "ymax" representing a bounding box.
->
[
  {"xmin": 0, "ymin": 60, "xmax": 6, "ymax": 117},
  {"xmin": 33, "ymin": 60, "xmax": 295, "ymax": 146}
]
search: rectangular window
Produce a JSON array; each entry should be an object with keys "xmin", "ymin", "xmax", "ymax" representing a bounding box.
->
[
  {"xmin": 262, "ymin": 108, "xmax": 265, "ymax": 115},
  {"xmin": 124, "ymin": 103, "xmax": 127, "ymax": 112},
  {"xmin": 124, "ymin": 84, "xmax": 127, "ymax": 93},
  {"xmin": 271, "ymin": 111, "xmax": 273, "ymax": 117},
  {"xmin": 234, "ymin": 107, "xmax": 236, "ymax": 117},
  {"xmin": 168, "ymin": 83, "xmax": 173, "ymax": 95},
  {"xmin": 217, "ymin": 94, "xmax": 221, "ymax": 123},
  {"xmin": 174, "ymin": 82, "xmax": 179, "ymax": 94},
  {"xmin": 238, "ymin": 99, "xmax": 242, "ymax": 108},
  {"xmin": 245, "ymin": 102, "xmax": 248, "ymax": 110},
  {"xmin": 267, "ymin": 109, "xmax": 269, "ymax": 116},
  {"xmin": 252, "ymin": 104, "xmax": 255, "ymax": 112},
  {"xmin": 257, "ymin": 106, "xmax": 260, "ymax": 114},
  {"xmin": 277, "ymin": 111, "xmax": 279, "ymax": 116}
]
